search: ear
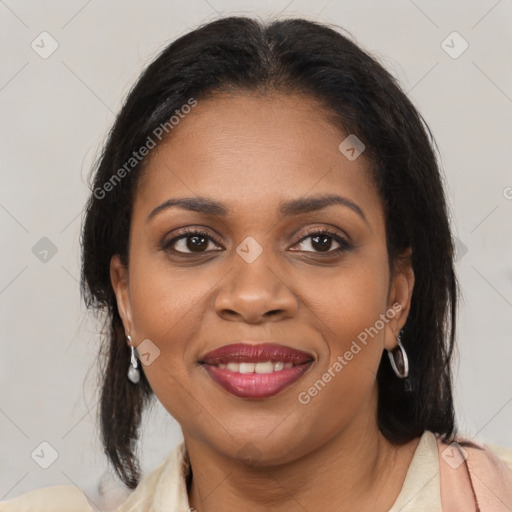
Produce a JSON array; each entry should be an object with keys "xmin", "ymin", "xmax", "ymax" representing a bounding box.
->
[
  {"xmin": 383, "ymin": 247, "xmax": 415, "ymax": 351},
  {"xmin": 110, "ymin": 254, "xmax": 135, "ymax": 338}
]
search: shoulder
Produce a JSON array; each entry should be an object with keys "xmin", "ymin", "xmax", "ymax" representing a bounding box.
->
[
  {"xmin": 0, "ymin": 443, "xmax": 189, "ymax": 512},
  {"xmin": 115, "ymin": 441, "xmax": 190, "ymax": 511},
  {"xmin": 484, "ymin": 440, "xmax": 512, "ymax": 471},
  {"xmin": 0, "ymin": 485, "xmax": 95, "ymax": 511},
  {"xmin": 434, "ymin": 431, "xmax": 512, "ymax": 510},
  {"xmin": 444, "ymin": 433, "xmax": 512, "ymax": 472}
]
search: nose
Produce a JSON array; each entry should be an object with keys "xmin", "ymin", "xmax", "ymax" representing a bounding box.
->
[{"xmin": 214, "ymin": 254, "xmax": 298, "ymax": 324}]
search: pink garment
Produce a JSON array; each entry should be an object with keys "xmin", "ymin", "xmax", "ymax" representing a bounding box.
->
[{"xmin": 437, "ymin": 433, "xmax": 512, "ymax": 511}]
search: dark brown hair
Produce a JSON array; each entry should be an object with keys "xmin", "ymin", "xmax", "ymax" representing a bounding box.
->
[{"xmin": 81, "ymin": 16, "xmax": 459, "ymax": 489}]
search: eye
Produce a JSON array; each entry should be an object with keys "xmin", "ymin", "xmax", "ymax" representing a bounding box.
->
[
  {"xmin": 162, "ymin": 229, "xmax": 223, "ymax": 254},
  {"xmin": 161, "ymin": 227, "xmax": 351, "ymax": 257},
  {"xmin": 291, "ymin": 228, "xmax": 350, "ymax": 254}
]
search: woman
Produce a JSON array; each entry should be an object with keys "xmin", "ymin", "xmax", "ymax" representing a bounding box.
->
[{"xmin": 2, "ymin": 15, "xmax": 511, "ymax": 512}]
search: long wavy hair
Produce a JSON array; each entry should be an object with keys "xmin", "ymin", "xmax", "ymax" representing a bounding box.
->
[{"xmin": 81, "ymin": 16, "xmax": 459, "ymax": 489}]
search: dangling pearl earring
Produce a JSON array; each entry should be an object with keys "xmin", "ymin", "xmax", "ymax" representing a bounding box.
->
[{"xmin": 127, "ymin": 335, "xmax": 140, "ymax": 384}]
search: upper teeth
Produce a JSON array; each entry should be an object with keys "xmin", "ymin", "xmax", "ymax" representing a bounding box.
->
[{"xmin": 217, "ymin": 361, "xmax": 294, "ymax": 374}]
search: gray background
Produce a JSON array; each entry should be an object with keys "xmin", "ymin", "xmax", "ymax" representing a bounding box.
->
[{"xmin": 1, "ymin": 0, "xmax": 511, "ymax": 509}]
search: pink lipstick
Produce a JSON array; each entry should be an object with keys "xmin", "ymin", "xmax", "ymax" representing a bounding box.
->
[{"xmin": 200, "ymin": 343, "xmax": 314, "ymax": 399}]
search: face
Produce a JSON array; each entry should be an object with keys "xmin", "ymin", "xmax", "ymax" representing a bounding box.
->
[{"xmin": 111, "ymin": 91, "xmax": 414, "ymax": 465}]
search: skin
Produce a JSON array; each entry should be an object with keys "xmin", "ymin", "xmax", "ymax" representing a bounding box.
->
[{"xmin": 111, "ymin": 91, "xmax": 418, "ymax": 512}]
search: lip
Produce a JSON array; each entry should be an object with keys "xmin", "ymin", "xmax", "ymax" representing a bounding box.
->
[
  {"xmin": 200, "ymin": 343, "xmax": 314, "ymax": 399},
  {"xmin": 201, "ymin": 343, "xmax": 313, "ymax": 365}
]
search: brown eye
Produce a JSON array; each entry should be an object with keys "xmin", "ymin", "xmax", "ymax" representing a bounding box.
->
[
  {"xmin": 311, "ymin": 233, "xmax": 334, "ymax": 252},
  {"xmin": 183, "ymin": 234, "xmax": 209, "ymax": 252},
  {"xmin": 292, "ymin": 229, "xmax": 350, "ymax": 254},
  {"xmin": 163, "ymin": 230, "xmax": 222, "ymax": 254}
]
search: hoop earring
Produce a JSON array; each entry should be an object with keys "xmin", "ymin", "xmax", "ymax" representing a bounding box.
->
[
  {"xmin": 127, "ymin": 335, "xmax": 140, "ymax": 384},
  {"xmin": 387, "ymin": 330, "xmax": 409, "ymax": 379}
]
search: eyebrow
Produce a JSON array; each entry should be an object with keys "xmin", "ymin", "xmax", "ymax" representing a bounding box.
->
[{"xmin": 146, "ymin": 194, "xmax": 368, "ymax": 225}]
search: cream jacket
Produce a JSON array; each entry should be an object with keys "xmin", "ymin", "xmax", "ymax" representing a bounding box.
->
[{"xmin": 2, "ymin": 430, "xmax": 512, "ymax": 511}]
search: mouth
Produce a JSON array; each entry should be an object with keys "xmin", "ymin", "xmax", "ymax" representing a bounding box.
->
[{"xmin": 199, "ymin": 343, "xmax": 314, "ymax": 399}]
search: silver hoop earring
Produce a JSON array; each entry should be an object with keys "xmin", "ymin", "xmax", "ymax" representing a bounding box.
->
[
  {"xmin": 387, "ymin": 331, "xmax": 409, "ymax": 379},
  {"xmin": 127, "ymin": 335, "xmax": 140, "ymax": 384}
]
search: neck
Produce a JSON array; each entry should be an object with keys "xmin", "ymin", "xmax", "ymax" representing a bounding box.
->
[{"xmin": 184, "ymin": 390, "xmax": 416, "ymax": 512}]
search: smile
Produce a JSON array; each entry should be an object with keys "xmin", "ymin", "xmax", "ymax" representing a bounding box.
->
[{"xmin": 200, "ymin": 343, "xmax": 314, "ymax": 399}]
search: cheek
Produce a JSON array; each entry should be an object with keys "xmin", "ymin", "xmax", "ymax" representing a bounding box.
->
[
  {"xmin": 127, "ymin": 252, "xmax": 213, "ymax": 369},
  {"xmin": 295, "ymin": 250, "xmax": 389, "ymax": 414},
  {"xmin": 313, "ymin": 249, "xmax": 390, "ymax": 354},
  {"xmin": 126, "ymin": 258, "xmax": 209, "ymax": 418}
]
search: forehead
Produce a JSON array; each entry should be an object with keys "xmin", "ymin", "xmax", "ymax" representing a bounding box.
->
[{"xmin": 134, "ymin": 92, "xmax": 383, "ymax": 227}]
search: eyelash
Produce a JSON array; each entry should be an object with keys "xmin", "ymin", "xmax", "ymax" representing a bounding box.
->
[{"xmin": 161, "ymin": 227, "xmax": 351, "ymax": 257}]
